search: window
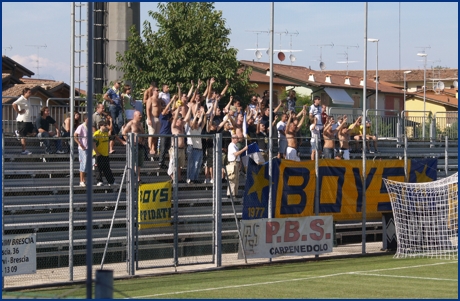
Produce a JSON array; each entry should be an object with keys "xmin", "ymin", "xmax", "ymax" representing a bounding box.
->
[
  {"xmin": 352, "ymin": 95, "xmax": 360, "ymax": 108},
  {"xmin": 394, "ymin": 98, "xmax": 400, "ymax": 111}
]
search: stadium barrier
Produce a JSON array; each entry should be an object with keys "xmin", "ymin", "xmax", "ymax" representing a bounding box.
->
[{"xmin": 2, "ymin": 118, "xmax": 458, "ymax": 288}]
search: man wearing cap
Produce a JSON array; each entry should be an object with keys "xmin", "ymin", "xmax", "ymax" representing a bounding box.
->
[{"xmin": 103, "ymin": 80, "xmax": 124, "ymax": 143}]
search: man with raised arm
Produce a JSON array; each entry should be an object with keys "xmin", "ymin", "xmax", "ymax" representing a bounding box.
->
[
  {"xmin": 146, "ymin": 81, "xmax": 161, "ymax": 156},
  {"xmin": 122, "ymin": 110, "xmax": 145, "ymax": 183},
  {"xmin": 338, "ymin": 116, "xmax": 361, "ymax": 160},
  {"xmin": 158, "ymin": 94, "xmax": 177, "ymax": 169},
  {"xmin": 323, "ymin": 115, "xmax": 347, "ymax": 159},
  {"xmin": 285, "ymin": 108, "xmax": 306, "ymax": 161},
  {"xmin": 168, "ymin": 104, "xmax": 192, "ymax": 183},
  {"xmin": 185, "ymin": 102, "xmax": 205, "ymax": 184}
]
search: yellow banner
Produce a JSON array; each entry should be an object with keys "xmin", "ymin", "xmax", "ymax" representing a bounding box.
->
[
  {"xmin": 138, "ymin": 181, "xmax": 172, "ymax": 229},
  {"xmin": 273, "ymin": 159, "xmax": 435, "ymax": 221}
]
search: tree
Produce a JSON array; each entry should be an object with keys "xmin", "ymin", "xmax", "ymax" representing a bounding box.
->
[{"xmin": 115, "ymin": 2, "xmax": 254, "ymax": 101}]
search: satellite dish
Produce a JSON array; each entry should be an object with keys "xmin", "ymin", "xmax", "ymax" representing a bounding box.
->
[
  {"xmin": 255, "ymin": 50, "xmax": 262, "ymax": 59},
  {"xmin": 289, "ymin": 54, "xmax": 296, "ymax": 62},
  {"xmin": 433, "ymin": 81, "xmax": 445, "ymax": 94},
  {"xmin": 453, "ymin": 80, "xmax": 458, "ymax": 88},
  {"xmin": 438, "ymin": 81, "xmax": 445, "ymax": 90},
  {"xmin": 278, "ymin": 51, "xmax": 285, "ymax": 62},
  {"xmin": 319, "ymin": 61, "xmax": 326, "ymax": 70},
  {"xmin": 266, "ymin": 49, "xmax": 270, "ymax": 55}
]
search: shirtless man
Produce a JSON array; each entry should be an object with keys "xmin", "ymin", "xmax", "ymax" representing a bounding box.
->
[
  {"xmin": 168, "ymin": 106, "xmax": 192, "ymax": 183},
  {"xmin": 122, "ymin": 110, "xmax": 145, "ymax": 182},
  {"xmin": 285, "ymin": 108, "xmax": 306, "ymax": 161},
  {"xmin": 338, "ymin": 116, "xmax": 361, "ymax": 160},
  {"xmin": 143, "ymin": 81, "xmax": 157, "ymax": 105},
  {"xmin": 323, "ymin": 115, "xmax": 346, "ymax": 159},
  {"xmin": 146, "ymin": 82, "xmax": 161, "ymax": 155}
]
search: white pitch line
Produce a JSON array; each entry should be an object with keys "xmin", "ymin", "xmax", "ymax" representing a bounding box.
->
[
  {"xmin": 130, "ymin": 273, "xmax": 348, "ymax": 299},
  {"xmin": 351, "ymin": 272, "xmax": 458, "ymax": 282},
  {"xmin": 129, "ymin": 261, "xmax": 458, "ymax": 299}
]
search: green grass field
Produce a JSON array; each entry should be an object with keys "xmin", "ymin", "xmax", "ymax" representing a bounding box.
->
[{"xmin": 3, "ymin": 255, "xmax": 458, "ymax": 299}]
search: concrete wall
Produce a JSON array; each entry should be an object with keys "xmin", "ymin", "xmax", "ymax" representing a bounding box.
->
[{"xmin": 106, "ymin": 2, "xmax": 140, "ymax": 87}]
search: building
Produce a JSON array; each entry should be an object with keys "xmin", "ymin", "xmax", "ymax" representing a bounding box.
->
[
  {"xmin": 240, "ymin": 60, "xmax": 406, "ymax": 116},
  {"xmin": 2, "ymin": 55, "xmax": 83, "ymax": 134}
]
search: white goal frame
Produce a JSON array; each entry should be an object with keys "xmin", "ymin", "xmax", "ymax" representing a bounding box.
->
[{"xmin": 383, "ymin": 173, "xmax": 458, "ymax": 259}]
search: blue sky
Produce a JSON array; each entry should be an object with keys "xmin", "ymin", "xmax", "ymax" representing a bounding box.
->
[{"xmin": 2, "ymin": 2, "xmax": 458, "ymax": 86}]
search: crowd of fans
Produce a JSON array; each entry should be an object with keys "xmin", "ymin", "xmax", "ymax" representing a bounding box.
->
[{"xmin": 11, "ymin": 81, "xmax": 379, "ymax": 192}]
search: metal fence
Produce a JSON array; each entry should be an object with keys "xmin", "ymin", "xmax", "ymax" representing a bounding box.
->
[{"xmin": 2, "ymin": 111, "xmax": 459, "ymax": 289}]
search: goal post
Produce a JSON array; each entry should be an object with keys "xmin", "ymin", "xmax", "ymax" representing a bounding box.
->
[{"xmin": 383, "ymin": 173, "xmax": 458, "ymax": 259}]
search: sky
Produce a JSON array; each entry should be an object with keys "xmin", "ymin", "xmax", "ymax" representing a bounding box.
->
[{"xmin": 2, "ymin": 2, "xmax": 458, "ymax": 87}]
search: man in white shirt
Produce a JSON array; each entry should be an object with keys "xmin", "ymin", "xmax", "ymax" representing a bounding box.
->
[
  {"xmin": 276, "ymin": 113, "xmax": 288, "ymax": 159},
  {"xmin": 309, "ymin": 96, "xmax": 323, "ymax": 130},
  {"xmin": 12, "ymin": 88, "xmax": 36, "ymax": 155},
  {"xmin": 158, "ymin": 84, "xmax": 171, "ymax": 107},
  {"xmin": 309, "ymin": 95, "xmax": 324, "ymax": 151},
  {"xmin": 185, "ymin": 104, "xmax": 205, "ymax": 184},
  {"xmin": 310, "ymin": 116, "xmax": 322, "ymax": 160},
  {"xmin": 226, "ymin": 135, "xmax": 248, "ymax": 198}
]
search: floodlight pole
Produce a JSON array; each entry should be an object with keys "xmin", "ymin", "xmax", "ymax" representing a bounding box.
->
[
  {"xmin": 368, "ymin": 38, "xmax": 379, "ymax": 136},
  {"xmin": 361, "ymin": 2, "xmax": 368, "ymax": 255},
  {"xmin": 268, "ymin": 3, "xmax": 274, "ymax": 220},
  {"xmin": 86, "ymin": 2, "xmax": 94, "ymax": 299}
]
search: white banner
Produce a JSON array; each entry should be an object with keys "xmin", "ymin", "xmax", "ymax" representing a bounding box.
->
[
  {"xmin": 239, "ymin": 216, "xmax": 333, "ymax": 259},
  {"xmin": 2, "ymin": 233, "xmax": 37, "ymax": 276}
]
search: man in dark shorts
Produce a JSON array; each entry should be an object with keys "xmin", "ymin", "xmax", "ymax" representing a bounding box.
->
[{"xmin": 12, "ymin": 88, "xmax": 36, "ymax": 155}]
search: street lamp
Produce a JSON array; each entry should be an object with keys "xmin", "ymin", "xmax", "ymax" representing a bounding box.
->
[
  {"xmin": 417, "ymin": 52, "xmax": 427, "ymax": 139},
  {"xmin": 368, "ymin": 38, "xmax": 379, "ymax": 136},
  {"xmin": 403, "ymin": 70, "xmax": 412, "ymax": 112}
]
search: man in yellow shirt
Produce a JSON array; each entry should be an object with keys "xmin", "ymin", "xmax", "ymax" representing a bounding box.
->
[
  {"xmin": 359, "ymin": 119, "xmax": 379, "ymax": 153},
  {"xmin": 93, "ymin": 120, "xmax": 116, "ymax": 186},
  {"xmin": 348, "ymin": 118, "xmax": 362, "ymax": 152}
]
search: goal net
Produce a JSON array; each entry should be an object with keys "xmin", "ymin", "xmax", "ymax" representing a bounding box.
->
[{"xmin": 383, "ymin": 173, "xmax": 458, "ymax": 259}]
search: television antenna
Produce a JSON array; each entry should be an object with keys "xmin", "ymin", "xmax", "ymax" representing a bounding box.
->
[
  {"xmin": 3, "ymin": 45, "xmax": 12, "ymax": 54},
  {"xmin": 336, "ymin": 44, "xmax": 359, "ymax": 75},
  {"xmin": 246, "ymin": 30, "xmax": 301, "ymax": 62},
  {"xmin": 25, "ymin": 44, "xmax": 47, "ymax": 79},
  {"xmin": 311, "ymin": 43, "xmax": 334, "ymax": 71},
  {"xmin": 287, "ymin": 31, "xmax": 300, "ymax": 65},
  {"xmin": 245, "ymin": 30, "xmax": 269, "ymax": 61},
  {"xmin": 415, "ymin": 45, "xmax": 431, "ymax": 54}
]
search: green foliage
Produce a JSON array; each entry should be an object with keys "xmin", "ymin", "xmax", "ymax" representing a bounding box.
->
[
  {"xmin": 279, "ymin": 89, "xmax": 312, "ymax": 108},
  {"xmin": 114, "ymin": 2, "xmax": 253, "ymax": 102}
]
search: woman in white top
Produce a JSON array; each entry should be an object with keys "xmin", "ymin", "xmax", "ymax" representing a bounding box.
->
[{"xmin": 226, "ymin": 135, "xmax": 248, "ymax": 198}]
